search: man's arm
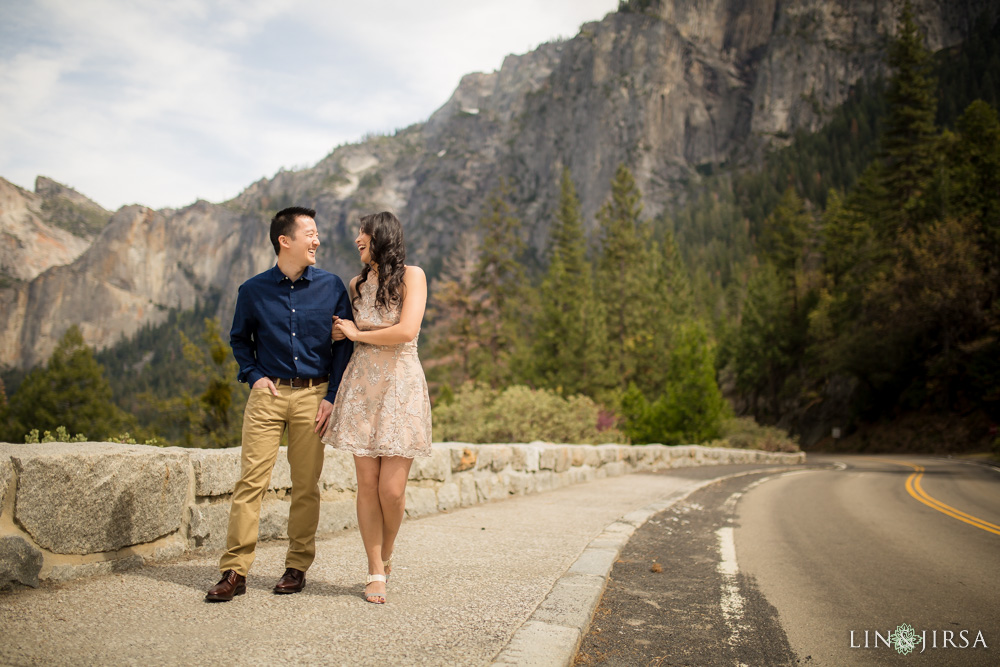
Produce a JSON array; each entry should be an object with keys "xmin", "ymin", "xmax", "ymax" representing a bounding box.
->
[
  {"xmin": 316, "ymin": 278, "xmax": 354, "ymax": 432},
  {"xmin": 325, "ymin": 278, "xmax": 354, "ymax": 404},
  {"xmin": 230, "ymin": 284, "xmax": 264, "ymax": 387}
]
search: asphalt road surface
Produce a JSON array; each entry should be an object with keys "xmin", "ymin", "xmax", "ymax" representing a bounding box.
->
[{"xmin": 575, "ymin": 456, "xmax": 1000, "ymax": 666}]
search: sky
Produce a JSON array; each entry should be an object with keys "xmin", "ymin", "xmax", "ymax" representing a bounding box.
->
[{"xmin": 0, "ymin": 0, "xmax": 620, "ymax": 212}]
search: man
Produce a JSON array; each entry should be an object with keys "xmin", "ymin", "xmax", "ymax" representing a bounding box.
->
[{"xmin": 206, "ymin": 206, "xmax": 353, "ymax": 602}]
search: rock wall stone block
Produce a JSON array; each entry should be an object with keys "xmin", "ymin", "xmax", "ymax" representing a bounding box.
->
[
  {"xmin": 582, "ymin": 447, "xmax": 602, "ymax": 468},
  {"xmin": 445, "ymin": 443, "xmax": 478, "ymax": 472},
  {"xmin": 436, "ymin": 482, "xmax": 460, "ymax": 512},
  {"xmin": 12, "ymin": 443, "xmax": 189, "ymax": 554},
  {"xmin": 489, "ymin": 445, "xmax": 512, "ymax": 471},
  {"xmin": 405, "ymin": 486, "xmax": 439, "ymax": 518},
  {"xmin": 320, "ymin": 448, "xmax": 356, "ymax": 491},
  {"xmin": 258, "ymin": 500, "xmax": 289, "ymax": 541},
  {"xmin": 409, "ymin": 447, "xmax": 450, "ymax": 482},
  {"xmin": 318, "ymin": 499, "xmax": 356, "ymax": 534},
  {"xmin": 511, "ymin": 444, "xmax": 540, "ymax": 472},
  {"xmin": 0, "ymin": 535, "xmax": 43, "ymax": 589},
  {"xmin": 188, "ymin": 446, "xmax": 304, "ymax": 497},
  {"xmin": 474, "ymin": 447, "xmax": 494, "ymax": 471},
  {"xmin": 597, "ymin": 444, "xmax": 621, "ymax": 464},
  {"xmin": 188, "ymin": 500, "xmax": 230, "ymax": 550},
  {"xmin": 457, "ymin": 474, "xmax": 477, "ymax": 506},
  {"xmin": 189, "ymin": 448, "xmax": 241, "ymax": 496}
]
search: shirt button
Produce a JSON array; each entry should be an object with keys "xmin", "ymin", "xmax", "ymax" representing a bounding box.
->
[
  {"xmin": 292, "ymin": 309, "xmax": 296, "ymax": 313},
  {"xmin": 292, "ymin": 333, "xmax": 296, "ymax": 336},
  {"xmin": 295, "ymin": 356, "xmax": 299, "ymax": 360}
]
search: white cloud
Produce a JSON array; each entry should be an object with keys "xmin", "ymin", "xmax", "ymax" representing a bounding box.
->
[{"xmin": 0, "ymin": 0, "xmax": 619, "ymax": 211}]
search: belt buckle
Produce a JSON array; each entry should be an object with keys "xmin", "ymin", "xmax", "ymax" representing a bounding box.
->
[{"xmin": 291, "ymin": 377, "xmax": 306, "ymax": 388}]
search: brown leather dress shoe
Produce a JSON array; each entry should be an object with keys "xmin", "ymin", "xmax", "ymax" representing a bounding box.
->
[
  {"xmin": 205, "ymin": 569, "xmax": 246, "ymax": 602},
  {"xmin": 273, "ymin": 567, "xmax": 306, "ymax": 594}
]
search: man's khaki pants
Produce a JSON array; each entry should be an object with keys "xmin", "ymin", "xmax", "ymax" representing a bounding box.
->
[{"xmin": 219, "ymin": 382, "xmax": 327, "ymax": 576}]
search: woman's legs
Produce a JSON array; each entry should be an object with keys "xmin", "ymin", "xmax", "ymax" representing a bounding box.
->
[
  {"xmin": 354, "ymin": 456, "xmax": 385, "ymax": 600},
  {"xmin": 354, "ymin": 455, "xmax": 413, "ymax": 601},
  {"xmin": 377, "ymin": 456, "xmax": 413, "ymax": 571}
]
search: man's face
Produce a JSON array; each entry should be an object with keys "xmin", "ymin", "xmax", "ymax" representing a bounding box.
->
[{"xmin": 282, "ymin": 215, "xmax": 320, "ymax": 266}]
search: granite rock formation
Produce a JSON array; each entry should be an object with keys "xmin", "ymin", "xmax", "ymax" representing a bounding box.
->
[{"xmin": 0, "ymin": 0, "xmax": 991, "ymax": 369}]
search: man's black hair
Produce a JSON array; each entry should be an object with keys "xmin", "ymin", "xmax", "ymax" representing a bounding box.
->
[{"xmin": 270, "ymin": 206, "xmax": 317, "ymax": 255}]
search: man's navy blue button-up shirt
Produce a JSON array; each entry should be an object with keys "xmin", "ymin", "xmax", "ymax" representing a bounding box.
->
[{"xmin": 230, "ymin": 264, "xmax": 353, "ymax": 404}]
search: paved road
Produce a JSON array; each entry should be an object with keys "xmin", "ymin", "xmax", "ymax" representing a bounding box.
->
[
  {"xmin": 574, "ymin": 467, "xmax": 808, "ymax": 666},
  {"xmin": 576, "ymin": 455, "xmax": 1000, "ymax": 666},
  {"xmin": 738, "ymin": 455, "xmax": 1000, "ymax": 666}
]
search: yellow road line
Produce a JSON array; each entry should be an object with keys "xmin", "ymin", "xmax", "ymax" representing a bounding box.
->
[{"xmin": 866, "ymin": 458, "xmax": 1000, "ymax": 536}]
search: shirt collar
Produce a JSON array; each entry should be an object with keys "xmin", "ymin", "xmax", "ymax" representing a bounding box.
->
[{"xmin": 269, "ymin": 264, "xmax": 315, "ymax": 283}]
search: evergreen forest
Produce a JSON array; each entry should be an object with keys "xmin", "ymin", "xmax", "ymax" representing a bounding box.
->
[{"xmin": 2, "ymin": 5, "xmax": 998, "ymax": 455}]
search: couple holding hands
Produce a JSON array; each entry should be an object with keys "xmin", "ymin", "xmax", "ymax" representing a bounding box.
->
[{"xmin": 205, "ymin": 207, "xmax": 431, "ymax": 605}]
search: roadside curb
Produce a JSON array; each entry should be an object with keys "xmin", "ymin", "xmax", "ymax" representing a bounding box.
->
[{"xmin": 491, "ymin": 467, "xmax": 806, "ymax": 666}]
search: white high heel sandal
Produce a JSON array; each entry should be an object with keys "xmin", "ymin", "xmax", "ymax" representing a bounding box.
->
[{"xmin": 365, "ymin": 574, "xmax": 386, "ymax": 604}]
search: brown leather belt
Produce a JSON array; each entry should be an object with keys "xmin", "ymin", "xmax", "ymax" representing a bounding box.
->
[{"xmin": 268, "ymin": 375, "xmax": 329, "ymax": 388}]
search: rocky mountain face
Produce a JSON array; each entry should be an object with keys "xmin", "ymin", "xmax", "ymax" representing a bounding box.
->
[
  {"xmin": 0, "ymin": 0, "xmax": 991, "ymax": 369},
  {"xmin": 0, "ymin": 201, "xmax": 270, "ymax": 368},
  {"xmin": 0, "ymin": 177, "xmax": 109, "ymax": 285}
]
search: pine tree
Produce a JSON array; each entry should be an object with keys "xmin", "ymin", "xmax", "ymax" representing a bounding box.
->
[
  {"xmin": 820, "ymin": 188, "xmax": 877, "ymax": 290},
  {"xmin": 533, "ymin": 168, "xmax": 611, "ymax": 396},
  {"xmin": 881, "ymin": 0, "xmax": 939, "ymax": 231},
  {"xmin": 621, "ymin": 322, "xmax": 727, "ymax": 445},
  {"xmin": 635, "ymin": 226, "xmax": 698, "ymax": 398},
  {"xmin": 5, "ymin": 326, "xmax": 132, "ymax": 441},
  {"xmin": 731, "ymin": 263, "xmax": 798, "ymax": 418},
  {"xmin": 595, "ymin": 164, "xmax": 660, "ymax": 391},
  {"xmin": 166, "ymin": 319, "xmax": 247, "ymax": 448},
  {"xmin": 657, "ymin": 228, "xmax": 694, "ymax": 321},
  {"xmin": 472, "ymin": 179, "xmax": 527, "ymax": 388},
  {"xmin": 760, "ymin": 187, "xmax": 810, "ymax": 282},
  {"xmin": 952, "ymin": 100, "xmax": 1000, "ymax": 275}
]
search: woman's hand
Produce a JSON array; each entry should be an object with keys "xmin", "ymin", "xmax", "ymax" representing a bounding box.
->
[
  {"xmin": 333, "ymin": 316, "xmax": 361, "ymax": 342},
  {"xmin": 331, "ymin": 316, "xmax": 347, "ymax": 341}
]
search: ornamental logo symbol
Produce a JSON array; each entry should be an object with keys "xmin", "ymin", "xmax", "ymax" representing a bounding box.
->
[{"xmin": 889, "ymin": 623, "xmax": 923, "ymax": 655}]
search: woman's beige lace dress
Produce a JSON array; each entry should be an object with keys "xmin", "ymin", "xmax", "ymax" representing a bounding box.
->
[{"xmin": 322, "ymin": 274, "xmax": 432, "ymax": 458}]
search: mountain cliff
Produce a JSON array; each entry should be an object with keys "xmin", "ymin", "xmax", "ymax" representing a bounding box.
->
[
  {"xmin": 0, "ymin": 177, "xmax": 109, "ymax": 286},
  {"xmin": 0, "ymin": 0, "xmax": 991, "ymax": 369}
]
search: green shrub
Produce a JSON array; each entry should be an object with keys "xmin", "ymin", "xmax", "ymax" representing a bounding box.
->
[
  {"xmin": 24, "ymin": 426, "xmax": 87, "ymax": 443},
  {"xmin": 706, "ymin": 417, "xmax": 801, "ymax": 453},
  {"xmin": 22, "ymin": 426, "xmax": 158, "ymax": 445},
  {"xmin": 432, "ymin": 383, "xmax": 625, "ymax": 444},
  {"xmin": 107, "ymin": 432, "xmax": 159, "ymax": 445}
]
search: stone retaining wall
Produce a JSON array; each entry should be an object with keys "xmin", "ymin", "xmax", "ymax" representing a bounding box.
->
[{"xmin": 0, "ymin": 441, "xmax": 804, "ymax": 588}]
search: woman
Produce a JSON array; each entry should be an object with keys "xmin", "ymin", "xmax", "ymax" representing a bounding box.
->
[{"xmin": 322, "ymin": 211, "xmax": 432, "ymax": 604}]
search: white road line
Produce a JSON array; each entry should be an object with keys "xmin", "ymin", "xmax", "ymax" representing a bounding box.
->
[
  {"xmin": 716, "ymin": 470, "xmax": 822, "ymax": 665},
  {"xmin": 716, "ymin": 525, "xmax": 748, "ymax": 666}
]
